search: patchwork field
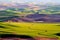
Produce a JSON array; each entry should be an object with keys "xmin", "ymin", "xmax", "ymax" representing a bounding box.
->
[{"xmin": 0, "ymin": 22, "xmax": 60, "ymax": 40}]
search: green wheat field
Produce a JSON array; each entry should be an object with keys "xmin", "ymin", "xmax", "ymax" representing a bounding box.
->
[{"xmin": 0, "ymin": 22, "xmax": 60, "ymax": 39}]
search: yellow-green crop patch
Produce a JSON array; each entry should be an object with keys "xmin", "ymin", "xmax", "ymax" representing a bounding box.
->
[{"xmin": 0, "ymin": 22, "xmax": 60, "ymax": 39}]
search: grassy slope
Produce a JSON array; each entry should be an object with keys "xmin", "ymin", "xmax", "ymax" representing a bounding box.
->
[{"xmin": 0, "ymin": 22, "xmax": 60, "ymax": 38}]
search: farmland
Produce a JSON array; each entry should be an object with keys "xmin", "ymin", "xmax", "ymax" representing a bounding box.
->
[
  {"xmin": 0, "ymin": 3, "xmax": 60, "ymax": 40},
  {"xmin": 0, "ymin": 22, "xmax": 60, "ymax": 39}
]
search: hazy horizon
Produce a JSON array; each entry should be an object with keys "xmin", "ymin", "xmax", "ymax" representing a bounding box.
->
[{"xmin": 0, "ymin": 0, "xmax": 60, "ymax": 4}]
